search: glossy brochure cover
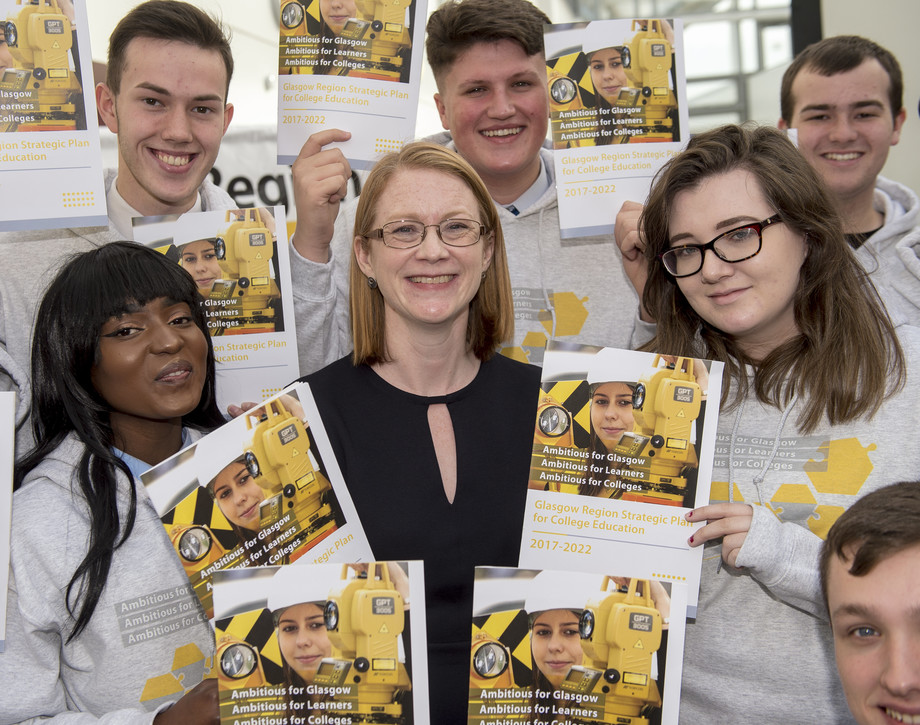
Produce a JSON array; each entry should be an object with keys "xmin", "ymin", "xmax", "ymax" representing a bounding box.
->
[
  {"xmin": 518, "ymin": 341, "xmax": 723, "ymax": 616},
  {"xmin": 142, "ymin": 384, "xmax": 374, "ymax": 619},
  {"xmin": 211, "ymin": 561, "xmax": 428, "ymax": 724},
  {"xmin": 468, "ymin": 566, "xmax": 687, "ymax": 725}
]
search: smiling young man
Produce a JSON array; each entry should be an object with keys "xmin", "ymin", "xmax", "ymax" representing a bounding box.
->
[
  {"xmin": 289, "ymin": 0, "xmax": 640, "ymax": 376},
  {"xmin": 0, "ymin": 0, "xmax": 237, "ymax": 454},
  {"xmin": 820, "ymin": 482, "xmax": 920, "ymax": 725},
  {"xmin": 778, "ymin": 35, "xmax": 920, "ymax": 324}
]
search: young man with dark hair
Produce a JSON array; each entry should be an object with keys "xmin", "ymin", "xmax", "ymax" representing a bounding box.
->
[
  {"xmin": 289, "ymin": 0, "xmax": 640, "ymax": 375},
  {"xmin": 820, "ymin": 482, "xmax": 920, "ymax": 725},
  {"xmin": 777, "ymin": 35, "xmax": 920, "ymax": 322},
  {"xmin": 0, "ymin": 0, "xmax": 236, "ymax": 452}
]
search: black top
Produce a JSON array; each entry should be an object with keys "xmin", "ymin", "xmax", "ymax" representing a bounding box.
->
[{"xmin": 303, "ymin": 353, "xmax": 540, "ymax": 722}]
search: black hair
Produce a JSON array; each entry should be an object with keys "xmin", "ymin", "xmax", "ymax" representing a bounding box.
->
[{"xmin": 15, "ymin": 242, "xmax": 225, "ymax": 641}]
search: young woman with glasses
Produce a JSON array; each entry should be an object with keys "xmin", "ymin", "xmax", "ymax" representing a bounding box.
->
[
  {"xmin": 632, "ymin": 124, "xmax": 920, "ymax": 724},
  {"xmin": 300, "ymin": 142, "xmax": 539, "ymax": 722}
]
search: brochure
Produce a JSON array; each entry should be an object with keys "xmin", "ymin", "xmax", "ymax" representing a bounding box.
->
[
  {"xmin": 0, "ymin": 0, "xmax": 106, "ymax": 230},
  {"xmin": 518, "ymin": 342, "xmax": 723, "ymax": 615},
  {"xmin": 141, "ymin": 384, "xmax": 373, "ymax": 618},
  {"xmin": 276, "ymin": 0, "xmax": 428, "ymax": 167},
  {"xmin": 0, "ymin": 392, "xmax": 13, "ymax": 651},
  {"xmin": 212, "ymin": 561, "xmax": 428, "ymax": 724},
  {"xmin": 469, "ymin": 566, "xmax": 687, "ymax": 725},
  {"xmin": 543, "ymin": 18, "xmax": 689, "ymax": 238},
  {"xmin": 132, "ymin": 205, "xmax": 300, "ymax": 411}
]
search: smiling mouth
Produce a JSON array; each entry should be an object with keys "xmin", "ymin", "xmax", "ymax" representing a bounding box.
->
[
  {"xmin": 822, "ymin": 151, "xmax": 862, "ymax": 161},
  {"xmin": 408, "ymin": 275, "xmax": 455, "ymax": 284},
  {"xmin": 482, "ymin": 127, "xmax": 523, "ymax": 138},
  {"xmin": 156, "ymin": 360, "xmax": 193, "ymax": 383},
  {"xmin": 153, "ymin": 150, "xmax": 193, "ymax": 167},
  {"xmin": 240, "ymin": 504, "xmax": 258, "ymax": 520}
]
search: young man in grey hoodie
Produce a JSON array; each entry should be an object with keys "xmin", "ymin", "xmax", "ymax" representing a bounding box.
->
[{"xmin": 289, "ymin": 0, "xmax": 641, "ymax": 374}]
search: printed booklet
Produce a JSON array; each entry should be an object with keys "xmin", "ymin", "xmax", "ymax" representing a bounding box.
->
[
  {"xmin": 276, "ymin": 0, "xmax": 428, "ymax": 167},
  {"xmin": 518, "ymin": 342, "xmax": 723, "ymax": 615},
  {"xmin": 212, "ymin": 561, "xmax": 428, "ymax": 724},
  {"xmin": 543, "ymin": 18, "xmax": 689, "ymax": 238},
  {"xmin": 0, "ymin": 0, "xmax": 107, "ymax": 229},
  {"xmin": 132, "ymin": 206, "xmax": 300, "ymax": 412},
  {"xmin": 142, "ymin": 384, "xmax": 373, "ymax": 618},
  {"xmin": 469, "ymin": 566, "xmax": 687, "ymax": 725}
]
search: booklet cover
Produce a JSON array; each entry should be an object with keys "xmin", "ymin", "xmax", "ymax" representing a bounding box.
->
[
  {"xmin": 518, "ymin": 342, "xmax": 723, "ymax": 616},
  {"xmin": 276, "ymin": 0, "xmax": 428, "ymax": 167},
  {"xmin": 543, "ymin": 18, "xmax": 688, "ymax": 238},
  {"xmin": 0, "ymin": 392, "xmax": 13, "ymax": 652},
  {"xmin": 0, "ymin": 0, "xmax": 106, "ymax": 230},
  {"xmin": 469, "ymin": 566, "xmax": 687, "ymax": 725},
  {"xmin": 142, "ymin": 384, "xmax": 373, "ymax": 618},
  {"xmin": 132, "ymin": 206, "xmax": 300, "ymax": 411},
  {"xmin": 212, "ymin": 561, "xmax": 428, "ymax": 725}
]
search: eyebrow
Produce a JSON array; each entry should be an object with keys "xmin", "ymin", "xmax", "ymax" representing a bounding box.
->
[
  {"xmin": 832, "ymin": 601, "xmax": 920, "ymax": 621},
  {"xmin": 669, "ymin": 215, "xmax": 761, "ymax": 245},
  {"xmin": 798, "ymin": 99, "xmax": 886, "ymax": 114},
  {"xmin": 134, "ymin": 81, "xmax": 223, "ymax": 103}
]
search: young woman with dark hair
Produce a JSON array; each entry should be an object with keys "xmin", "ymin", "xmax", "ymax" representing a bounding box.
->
[{"xmin": 2, "ymin": 242, "xmax": 225, "ymax": 724}]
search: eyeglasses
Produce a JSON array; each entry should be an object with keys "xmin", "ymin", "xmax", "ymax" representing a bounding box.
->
[
  {"xmin": 366, "ymin": 218, "xmax": 486, "ymax": 249},
  {"xmin": 659, "ymin": 214, "xmax": 782, "ymax": 278}
]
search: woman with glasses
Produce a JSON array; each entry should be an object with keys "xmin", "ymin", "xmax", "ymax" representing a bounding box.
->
[
  {"xmin": 300, "ymin": 141, "xmax": 539, "ymax": 722},
  {"xmin": 634, "ymin": 123, "xmax": 920, "ymax": 724}
]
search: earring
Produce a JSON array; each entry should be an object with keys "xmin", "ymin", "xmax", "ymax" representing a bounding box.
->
[
  {"xmin": 481, "ymin": 270, "xmax": 487, "ymax": 280},
  {"xmin": 367, "ymin": 277, "xmax": 378, "ymax": 289}
]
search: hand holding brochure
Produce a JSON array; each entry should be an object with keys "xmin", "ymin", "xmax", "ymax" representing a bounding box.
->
[
  {"xmin": 142, "ymin": 384, "xmax": 373, "ymax": 618},
  {"xmin": 519, "ymin": 342, "xmax": 723, "ymax": 615}
]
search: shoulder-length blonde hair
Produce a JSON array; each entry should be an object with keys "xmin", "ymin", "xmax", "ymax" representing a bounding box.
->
[
  {"xmin": 350, "ymin": 141, "xmax": 514, "ymax": 365},
  {"xmin": 639, "ymin": 123, "xmax": 904, "ymax": 433}
]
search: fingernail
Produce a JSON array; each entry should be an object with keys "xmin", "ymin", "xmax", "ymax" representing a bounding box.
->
[{"xmin": 688, "ymin": 535, "xmax": 694, "ymax": 544}]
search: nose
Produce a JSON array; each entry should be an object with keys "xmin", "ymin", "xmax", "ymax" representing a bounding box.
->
[
  {"xmin": 162, "ymin": 106, "xmax": 193, "ymax": 143},
  {"xmin": 150, "ymin": 320, "xmax": 183, "ymax": 354},
  {"xmin": 414, "ymin": 225, "xmax": 450, "ymax": 261},
  {"xmin": 880, "ymin": 636, "xmax": 920, "ymax": 697},
  {"xmin": 698, "ymin": 247, "xmax": 734, "ymax": 284},
  {"xmin": 487, "ymin": 86, "xmax": 514, "ymax": 119},
  {"xmin": 827, "ymin": 115, "xmax": 858, "ymax": 143},
  {"xmin": 296, "ymin": 627, "xmax": 315, "ymax": 648}
]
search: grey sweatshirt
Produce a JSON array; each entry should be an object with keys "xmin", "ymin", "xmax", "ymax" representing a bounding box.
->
[
  {"xmin": 0, "ymin": 432, "xmax": 214, "ymax": 724},
  {"xmin": 679, "ymin": 324, "xmax": 920, "ymax": 724}
]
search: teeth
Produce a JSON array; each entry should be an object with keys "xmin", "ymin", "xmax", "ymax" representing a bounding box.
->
[
  {"xmin": 156, "ymin": 152, "xmax": 191, "ymax": 167},
  {"xmin": 409, "ymin": 275, "xmax": 452, "ymax": 284},
  {"xmin": 482, "ymin": 127, "xmax": 522, "ymax": 138},
  {"xmin": 824, "ymin": 152, "xmax": 861, "ymax": 161},
  {"xmin": 887, "ymin": 709, "xmax": 920, "ymax": 724}
]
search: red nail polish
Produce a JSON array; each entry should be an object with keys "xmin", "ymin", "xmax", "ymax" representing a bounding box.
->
[{"xmin": 688, "ymin": 535, "xmax": 694, "ymax": 544}]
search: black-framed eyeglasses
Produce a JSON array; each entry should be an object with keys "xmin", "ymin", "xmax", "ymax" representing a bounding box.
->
[
  {"xmin": 659, "ymin": 214, "xmax": 783, "ymax": 278},
  {"xmin": 366, "ymin": 218, "xmax": 486, "ymax": 249}
]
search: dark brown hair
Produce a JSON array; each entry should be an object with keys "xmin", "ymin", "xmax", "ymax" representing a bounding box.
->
[
  {"xmin": 820, "ymin": 482, "xmax": 920, "ymax": 607},
  {"xmin": 425, "ymin": 0, "xmax": 550, "ymax": 86},
  {"xmin": 107, "ymin": 0, "xmax": 233, "ymax": 98},
  {"xmin": 780, "ymin": 35, "xmax": 903, "ymax": 123},
  {"xmin": 639, "ymin": 124, "xmax": 904, "ymax": 433}
]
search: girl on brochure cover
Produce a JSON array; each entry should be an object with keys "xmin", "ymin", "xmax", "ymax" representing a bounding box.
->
[
  {"xmin": 1, "ymin": 242, "xmax": 225, "ymax": 724},
  {"xmin": 302, "ymin": 142, "xmax": 540, "ymax": 722},
  {"xmin": 630, "ymin": 123, "xmax": 920, "ymax": 723}
]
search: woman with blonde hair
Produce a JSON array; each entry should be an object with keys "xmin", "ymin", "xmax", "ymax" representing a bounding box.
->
[
  {"xmin": 633, "ymin": 123, "xmax": 920, "ymax": 723},
  {"xmin": 302, "ymin": 142, "xmax": 539, "ymax": 721}
]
